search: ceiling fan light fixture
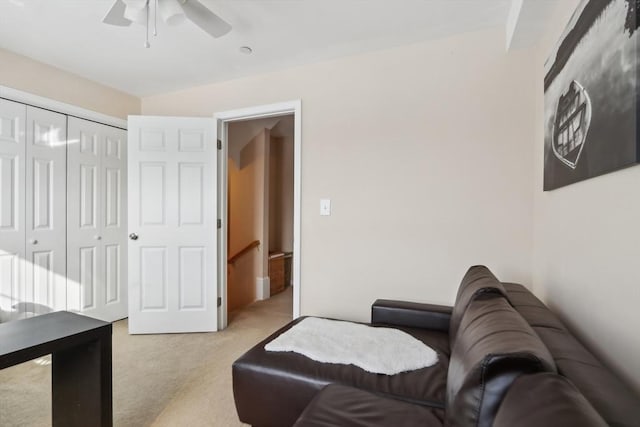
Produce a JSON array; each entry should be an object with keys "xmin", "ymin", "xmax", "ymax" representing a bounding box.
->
[
  {"xmin": 103, "ymin": 0, "xmax": 133, "ymax": 26},
  {"xmin": 103, "ymin": 0, "xmax": 232, "ymax": 46},
  {"xmin": 124, "ymin": 4, "xmax": 147, "ymax": 24},
  {"xmin": 122, "ymin": 0, "xmax": 147, "ymax": 10},
  {"xmin": 158, "ymin": 0, "xmax": 186, "ymax": 26}
]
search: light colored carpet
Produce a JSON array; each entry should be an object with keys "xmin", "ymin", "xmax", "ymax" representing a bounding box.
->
[{"xmin": 0, "ymin": 287, "xmax": 293, "ymax": 427}]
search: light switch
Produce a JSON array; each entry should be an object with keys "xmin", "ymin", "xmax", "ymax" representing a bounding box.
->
[{"xmin": 320, "ymin": 199, "xmax": 331, "ymax": 216}]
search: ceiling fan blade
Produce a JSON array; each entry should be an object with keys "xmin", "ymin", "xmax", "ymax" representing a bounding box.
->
[
  {"xmin": 103, "ymin": 0, "xmax": 133, "ymax": 26},
  {"xmin": 180, "ymin": 0, "xmax": 232, "ymax": 38}
]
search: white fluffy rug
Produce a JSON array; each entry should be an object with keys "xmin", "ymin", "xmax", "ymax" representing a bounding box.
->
[{"xmin": 264, "ymin": 317, "xmax": 438, "ymax": 375}]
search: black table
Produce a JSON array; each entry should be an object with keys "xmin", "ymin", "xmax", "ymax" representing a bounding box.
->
[{"xmin": 0, "ymin": 311, "xmax": 112, "ymax": 426}]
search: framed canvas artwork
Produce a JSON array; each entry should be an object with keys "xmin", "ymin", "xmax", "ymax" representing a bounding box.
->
[{"xmin": 544, "ymin": 0, "xmax": 639, "ymax": 190}]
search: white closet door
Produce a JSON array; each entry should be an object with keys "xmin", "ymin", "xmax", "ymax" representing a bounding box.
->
[
  {"xmin": 101, "ymin": 124, "xmax": 128, "ymax": 320},
  {"xmin": 25, "ymin": 106, "xmax": 67, "ymax": 313},
  {"xmin": 67, "ymin": 117, "xmax": 127, "ymax": 322},
  {"xmin": 0, "ymin": 99, "xmax": 27, "ymax": 319},
  {"xmin": 67, "ymin": 117, "xmax": 100, "ymax": 316}
]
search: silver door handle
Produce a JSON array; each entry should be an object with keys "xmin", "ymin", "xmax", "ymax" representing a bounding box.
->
[
  {"xmin": 94, "ymin": 235, "xmax": 102, "ymax": 241},
  {"xmin": 129, "ymin": 233, "xmax": 139, "ymax": 241},
  {"xmin": 29, "ymin": 239, "xmax": 38, "ymax": 245}
]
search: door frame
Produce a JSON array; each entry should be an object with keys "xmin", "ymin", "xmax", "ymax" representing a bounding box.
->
[{"xmin": 215, "ymin": 100, "xmax": 302, "ymax": 330}]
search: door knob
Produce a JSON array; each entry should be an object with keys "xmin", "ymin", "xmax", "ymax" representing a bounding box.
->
[
  {"xmin": 129, "ymin": 233, "xmax": 139, "ymax": 241},
  {"xmin": 94, "ymin": 235, "xmax": 102, "ymax": 241},
  {"xmin": 29, "ymin": 239, "xmax": 38, "ymax": 245}
]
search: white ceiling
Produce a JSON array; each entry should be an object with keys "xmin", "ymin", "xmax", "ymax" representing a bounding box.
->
[{"xmin": 0, "ymin": 0, "xmax": 548, "ymax": 97}]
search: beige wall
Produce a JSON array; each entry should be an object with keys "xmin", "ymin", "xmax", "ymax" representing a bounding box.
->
[
  {"xmin": 0, "ymin": 48, "xmax": 140, "ymax": 119},
  {"xmin": 142, "ymin": 27, "xmax": 537, "ymax": 322},
  {"xmin": 228, "ymin": 130, "xmax": 269, "ymax": 311},
  {"xmin": 280, "ymin": 135, "xmax": 294, "ymax": 253},
  {"xmin": 532, "ymin": 0, "xmax": 640, "ymax": 393},
  {"xmin": 269, "ymin": 134, "xmax": 294, "ymax": 253}
]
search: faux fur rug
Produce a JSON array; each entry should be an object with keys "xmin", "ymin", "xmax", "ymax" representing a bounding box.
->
[{"xmin": 264, "ymin": 317, "xmax": 438, "ymax": 375}]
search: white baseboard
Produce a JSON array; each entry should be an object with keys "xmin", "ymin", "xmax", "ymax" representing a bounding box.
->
[{"xmin": 256, "ymin": 277, "xmax": 271, "ymax": 301}]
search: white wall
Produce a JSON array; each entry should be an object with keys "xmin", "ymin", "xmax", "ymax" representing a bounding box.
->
[
  {"xmin": 532, "ymin": 0, "xmax": 640, "ymax": 393},
  {"xmin": 0, "ymin": 48, "xmax": 140, "ymax": 119},
  {"xmin": 228, "ymin": 130, "xmax": 269, "ymax": 311},
  {"xmin": 142, "ymin": 27, "xmax": 536, "ymax": 321}
]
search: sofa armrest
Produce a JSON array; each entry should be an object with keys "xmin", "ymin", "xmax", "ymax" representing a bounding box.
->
[{"xmin": 371, "ymin": 299, "xmax": 452, "ymax": 332}]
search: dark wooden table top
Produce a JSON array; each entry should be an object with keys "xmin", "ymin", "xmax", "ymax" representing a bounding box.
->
[{"xmin": 0, "ymin": 311, "xmax": 111, "ymax": 369}]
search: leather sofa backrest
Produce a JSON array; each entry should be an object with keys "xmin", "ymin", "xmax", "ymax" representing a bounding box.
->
[
  {"xmin": 503, "ymin": 282, "xmax": 640, "ymax": 427},
  {"xmin": 493, "ymin": 373, "xmax": 607, "ymax": 427},
  {"xmin": 449, "ymin": 265, "xmax": 506, "ymax": 343},
  {"xmin": 445, "ymin": 296, "xmax": 556, "ymax": 427},
  {"xmin": 501, "ymin": 282, "xmax": 568, "ymax": 330}
]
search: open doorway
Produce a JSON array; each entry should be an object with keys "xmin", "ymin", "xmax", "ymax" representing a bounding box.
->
[
  {"xmin": 216, "ymin": 101, "xmax": 301, "ymax": 329},
  {"xmin": 226, "ymin": 115, "xmax": 294, "ymax": 322}
]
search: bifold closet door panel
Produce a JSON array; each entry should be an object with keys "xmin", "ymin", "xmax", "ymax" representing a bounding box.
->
[
  {"xmin": 67, "ymin": 117, "xmax": 127, "ymax": 322},
  {"xmin": 100, "ymin": 124, "xmax": 128, "ymax": 321},
  {"xmin": 25, "ymin": 106, "xmax": 67, "ymax": 313},
  {"xmin": 0, "ymin": 99, "xmax": 27, "ymax": 318},
  {"xmin": 67, "ymin": 117, "xmax": 102, "ymax": 316}
]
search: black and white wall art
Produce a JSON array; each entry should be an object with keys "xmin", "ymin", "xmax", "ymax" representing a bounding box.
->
[{"xmin": 544, "ymin": 0, "xmax": 639, "ymax": 191}]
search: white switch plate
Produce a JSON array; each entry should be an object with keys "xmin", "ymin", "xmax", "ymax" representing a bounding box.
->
[{"xmin": 320, "ymin": 199, "xmax": 331, "ymax": 216}]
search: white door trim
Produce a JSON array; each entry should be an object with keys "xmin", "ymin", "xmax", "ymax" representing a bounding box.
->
[
  {"xmin": 0, "ymin": 85, "xmax": 128, "ymax": 130},
  {"xmin": 215, "ymin": 100, "xmax": 302, "ymax": 330}
]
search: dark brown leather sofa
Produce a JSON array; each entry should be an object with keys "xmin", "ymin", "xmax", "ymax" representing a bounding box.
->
[
  {"xmin": 232, "ymin": 266, "xmax": 640, "ymax": 426},
  {"xmin": 292, "ymin": 373, "xmax": 609, "ymax": 427}
]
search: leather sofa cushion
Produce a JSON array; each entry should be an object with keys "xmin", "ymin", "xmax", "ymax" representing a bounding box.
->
[
  {"xmin": 553, "ymin": 358, "xmax": 640, "ymax": 427},
  {"xmin": 539, "ymin": 324, "xmax": 640, "ymax": 427},
  {"xmin": 534, "ymin": 327, "xmax": 601, "ymax": 365},
  {"xmin": 293, "ymin": 384, "xmax": 444, "ymax": 427},
  {"xmin": 505, "ymin": 283, "xmax": 640, "ymax": 427},
  {"xmin": 446, "ymin": 297, "xmax": 556, "ymax": 427},
  {"xmin": 503, "ymin": 282, "xmax": 567, "ymax": 330},
  {"xmin": 449, "ymin": 266, "xmax": 506, "ymax": 343},
  {"xmin": 493, "ymin": 373, "xmax": 607, "ymax": 427},
  {"xmin": 233, "ymin": 317, "xmax": 450, "ymax": 427},
  {"xmin": 502, "ymin": 282, "xmax": 547, "ymax": 308}
]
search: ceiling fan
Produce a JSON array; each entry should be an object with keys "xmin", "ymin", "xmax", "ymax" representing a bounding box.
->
[{"xmin": 103, "ymin": 0, "xmax": 232, "ymax": 47}]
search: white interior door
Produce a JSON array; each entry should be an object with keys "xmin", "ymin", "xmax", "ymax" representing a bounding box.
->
[
  {"xmin": 25, "ymin": 106, "xmax": 67, "ymax": 313},
  {"xmin": 0, "ymin": 99, "xmax": 27, "ymax": 319},
  {"xmin": 67, "ymin": 117, "xmax": 128, "ymax": 322},
  {"xmin": 128, "ymin": 116, "xmax": 217, "ymax": 334}
]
